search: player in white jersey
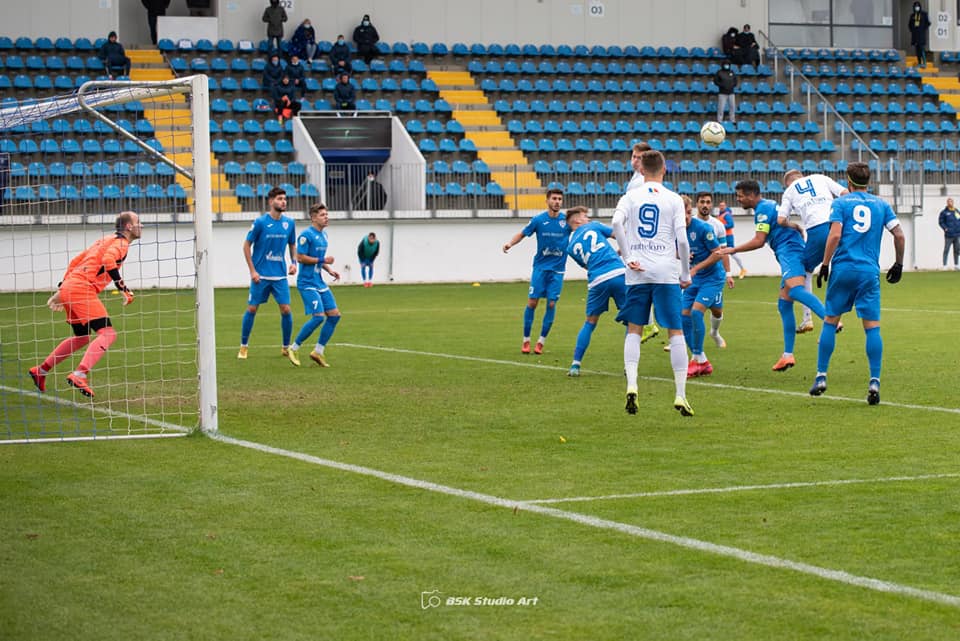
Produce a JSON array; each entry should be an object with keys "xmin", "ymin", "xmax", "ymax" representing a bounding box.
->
[
  {"xmin": 625, "ymin": 141, "xmax": 661, "ymax": 344},
  {"xmin": 612, "ymin": 150, "xmax": 694, "ymax": 417},
  {"xmin": 777, "ymin": 170, "xmax": 847, "ymax": 333}
]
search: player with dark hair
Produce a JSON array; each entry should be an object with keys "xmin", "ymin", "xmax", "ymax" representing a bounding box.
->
[
  {"xmin": 809, "ymin": 162, "xmax": 905, "ymax": 404},
  {"xmin": 719, "ymin": 179, "xmax": 828, "ymax": 372},
  {"xmin": 502, "ymin": 188, "xmax": 569, "ymax": 355},
  {"xmin": 238, "ymin": 186, "xmax": 297, "ymax": 360},
  {"xmin": 564, "ymin": 206, "xmax": 626, "ymax": 376},
  {"xmin": 29, "ymin": 212, "xmax": 142, "ymax": 398},
  {"xmin": 612, "ymin": 150, "xmax": 694, "ymax": 416},
  {"xmin": 288, "ymin": 204, "xmax": 341, "ymax": 368}
]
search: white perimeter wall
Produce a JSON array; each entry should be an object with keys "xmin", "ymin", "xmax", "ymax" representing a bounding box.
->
[
  {"xmin": 1, "ymin": 0, "xmax": 766, "ymax": 49},
  {"xmin": 0, "ymin": 206, "xmax": 942, "ymax": 293}
]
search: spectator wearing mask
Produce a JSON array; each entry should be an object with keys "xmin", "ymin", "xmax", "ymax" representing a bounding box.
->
[
  {"xmin": 262, "ymin": 53, "xmax": 284, "ymax": 94},
  {"xmin": 714, "ymin": 61, "xmax": 737, "ymax": 124},
  {"xmin": 333, "ymin": 73, "xmax": 356, "ymax": 110},
  {"xmin": 99, "ymin": 31, "xmax": 131, "ymax": 78},
  {"xmin": 286, "ymin": 54, "xmax": 307, "ymax": 97},
  {"xmin": 330, "ymin": 34, "xmax": 353, "ymax": 75},
  {"xmin": 721, "ymin": 27, "xmax": 741, "ymax": 64},
  {"xmin": 272, "ymin": 75, "xmax": 301, "ymax": 124},
  {"xmin": 734, "ymin": 23, "xmax": 760, "ymax": 67},
  {"xmin": 262, "ymin": 0, "xmax": 287, "ymax": 53},
  {"xmin": 141, "ymin": 0, "xmax": 171, "ymax": 46},
  {"xmin": 908, "ymin": 1, "xmax": 931, "ymax": 68},
  {"xmin": 352, "ymin": 14, "xmax": 380, "ymax": 65},
  {"xmin": 289, "ymin": 19, "xmax": 318, "ymax": 60}
]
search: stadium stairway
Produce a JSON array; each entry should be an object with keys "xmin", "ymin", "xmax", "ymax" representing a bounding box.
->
[
  {"xmin": 427, "ymin": 68, "xmax": 544, "ymax": 209},
  {"xmin": 909, "ymin": 58, "xmax": 960, "ymax": 119},
  {"xmin": 130, "ymin": 48, "xmax": 242, "ymax": 213}
]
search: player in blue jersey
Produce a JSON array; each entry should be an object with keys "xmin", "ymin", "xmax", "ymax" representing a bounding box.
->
[
  {"xmin": 502, "ymin": 188, "xmax": 569, "ymax": 355},
  {"xmin": 715, "ymin": 200, "xmax": 747, "ymax": 278},
  {"xmin": 719, "ymin": 179, "xmax": 828, "ymax": 372},
  {"xmin": 564, "ymin": 205, "xmax": 626, "ymax": 377},
  {"xmin": 809, "ymin": 162, "xmax": 905, "ymax": 405},
  {"xmin": 287, "ymin": 203, "xmax": 342, "ymax": 368},
  {"xmin": 682, "ymin": 193, "xmax": 735, "ymax": 378},
  {"xmin": 238, "ymin": 186, "xmax": 297, "ymax": 360}
]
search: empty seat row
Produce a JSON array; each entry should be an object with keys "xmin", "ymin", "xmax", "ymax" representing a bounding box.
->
[
  {"xmin": 426, "ymin": 181, "xmax": 504, "ymax": 197},
  {"xmin": 835, "ymin": 119, "xmax": 958, "ymax": 134},
  {"xmin": 171, "ymin": 54, "xmax": 426, "ymax": 76},
  {"xmin": 405, "ymin": 119, "xmax": 464, "ymax": 135},
  {"xmin": 795, "ymin": 62, "xmax": 917, "ymax": 78},
  {"xmin": 0, "ymin": 37, "xmax": 105, "ymax": 52},
  {"xmin": 518, "ymin": 136, "xmax": 836, "ymax": 154},
  {"xmin": 469, "ymin": 59, "xmax": 771, "ymax": 77},
  {"xmin": 482, "ymin": 77, "xmax": 786, "ymax": 95},
  {"xmin": 493, "ymin": 98, "xmax": 804, "ymax": 115},
  {"xmin": 505, "ymin": 118, "xmax": 819, "ymax": 136},
  {"xmin": 778, "ymin": 47, "xmax": 902, "ymax": 62},
  {"xmin": 0, "ymin": 73, "xmax": 123, "ymax": 90},
  {"xmin": 0, "ymin": 55, "xmax": 107, "ymax": 71},
  {"xmin": 428, "ymin": 159, "xmax": 490, "ymax": 174},
  {"xmin": 1, "ymin": 138, "xmax": 163, "ymax": 155},
  {"xmin": 10, "ymin": 117, "xmax": 153, "ymax": 135},
  {"xmin": 418, "ymin": 138, "xmax": 477, "ymax": 154},
  {"xmin": 4, "ymin": 183, "xmax": 185, "ymax": 201},
  {"xmin": 211, "ymin": 138, "xmax": 294, "ymax": 155},
  {"xmin": 852, "ymin": 138, "xmax": 960, "ymax": 153},
  {"xmin": 806, "ymin": 80, "xmax": 937, "ymax": 96},
  {"xmin": 211, "ymin": 118, "xmax": 292, "ymax": 135},
  {"xmin": 816, "ymin": 100, "xmax": 955, "ymax": 116},
  {"xmin": 222, "ymin": 161, "xmax": 306, "ymax": 176},
  {"xmin": 17, "ymin": 160, "xmax": 177, "ymax": 177},
  {"xmin": 234, "ymin": 182, "xmax": 319, "ymax": 199},
  {"xmin": 0, "ymin": 96, "xmax": 145, "ymax": 114}
]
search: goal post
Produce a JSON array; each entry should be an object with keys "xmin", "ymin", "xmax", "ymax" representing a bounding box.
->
[{"xmin": 0, "ymin": 75, "xmax": 217, "ymax": 441}]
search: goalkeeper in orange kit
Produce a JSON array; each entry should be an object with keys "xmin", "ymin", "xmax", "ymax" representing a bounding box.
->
[{"xmin": 29, "ymin": 211, "xmax": 143, "ymax": 398}]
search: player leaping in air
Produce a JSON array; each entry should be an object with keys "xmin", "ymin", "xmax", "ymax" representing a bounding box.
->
[{"xmin": 29, "ymin": 211, "xmax": 142, "ymax": 398}]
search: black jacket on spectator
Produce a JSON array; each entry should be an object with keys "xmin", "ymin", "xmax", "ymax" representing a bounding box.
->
[
  {"xmin": 713, "ymin": 67, "xmax": 737, "ymax": 94},
  {"xmin": 98, "ymin": 35, "xmax": 131, "ymax": 76},
  {"xmin": 734, "ymin": 28, "xmax": 760, "ymax": 66},
  {"xmin": 330, "ymin": 41, "xmax": 352, "ymax": 74},
  {"xmin": 352, "ymin": 14, "xmax": 379, "ymax": 64},
  {"xmin": 262, "ymin": 2, "xmax": 287, "ymax": 39},
  {"xmin": 333, "ymin": 80, "xmax": 356, "ymax": 110},
  {"xmin": 272, "ymin": 80, "xmax": 298, "ymax": 105},
  {"xmin": 721, "ymin": 28, "xmax": 738, "ymax": 61},
  {"xmin": 262, "ymin": 58, "xmax": 284, "ymax": 92},
  {"xmin": 286, "ymin": 59, "xmax": 305, "ymax": 85}
]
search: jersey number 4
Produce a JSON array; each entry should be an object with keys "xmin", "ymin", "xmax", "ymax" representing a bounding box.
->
[{"xmin": 636, "ymin": 204, "xmax": 660, "ymax": 239}]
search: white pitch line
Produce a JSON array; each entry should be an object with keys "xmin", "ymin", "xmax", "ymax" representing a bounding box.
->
[
  {"xmin": 523, "ymin": 473, "xmax": 960, "ymax": 504},
  {"xmin": 333, "ymin": 343, "xmax": 960, "ymax": 415},
  {"xmin": 209, "ymin": 431, "xmax": 960, "ymax": 609}
]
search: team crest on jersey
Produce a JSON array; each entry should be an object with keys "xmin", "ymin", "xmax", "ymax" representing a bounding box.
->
[
  {"xmin": 282, "ymin": 222, "xmax": 289, "ymax": 230},
  {"xmin": 706, "ymin": 232, "xmax": 715, "ymax": 240},
  {"xmin": 559, "ymin": 220, "xmax": 566, "ymax": 228},
  {"xmin": 299, "ymin": 236, "xmax": 307, "ymax": 245},
  {"xmin": 690, "ymin": 231, "xmax": 697, "ymax": 240}
]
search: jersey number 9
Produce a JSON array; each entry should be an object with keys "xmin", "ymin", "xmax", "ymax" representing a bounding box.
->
[
  {"xmin": 851, "ymin": 204, "xmax": 872, "ymax": 233},
  {"xmin": 636, "ymin": 204, "xmax": 660, "ymax": 239}
]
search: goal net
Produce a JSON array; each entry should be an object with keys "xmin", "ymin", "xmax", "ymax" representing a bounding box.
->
[{"xmin": 0, "ymin": 76, "xmax": 217, "ymax": 442}]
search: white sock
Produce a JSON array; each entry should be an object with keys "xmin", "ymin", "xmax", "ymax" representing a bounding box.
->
[
  {"xmin": 537, "ymin": 336, "xmax": 546, "ymax": 345},
  {"xmin": 696, "ymin": 352, "xmax": 708, "ymax": 363},
  {"xmin": 624, "ymin": 332, "xmax": 640, "ymax": 390},
  {"xmin": 290, "ymin": 342, "xmax": 300, "ymax": 351},
  {"xmin": 647, "ymin": 309, "xmax": 656, "ymax": 326},
  {"xmin": 314, "ymin": 344, "xmax": 325, "ymax": 355},
  {"xmin": 710, "ymin": 314, "xmax": 723, "ymax": 333},
  {"xmin": 669, "ymin": 334, "xmax": 687, "ymax": 397},
  {"xmin": 802, "ymin": 273, "xmax": 813, "ymax": 321}
]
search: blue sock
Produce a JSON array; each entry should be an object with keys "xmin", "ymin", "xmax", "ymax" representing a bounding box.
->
[
  {"xmin": 318, "ymin": 314, "xmax": 340, "ymax": 346},
  {"xmin": 241, "ymin": 310, "xmax": 256, "ymax": 345},
  {"xmin": 865, "ymin": 326, "xmax": 883, "ymax": 380},
  {"xmin": 681, "ymin": 313, "xmax": 694, "ymax": 353},
  {"xmin": 573, "ymin": 321, "xmax": 596, "ymax": 362},
  {"xmin": 788, "ymin": 286, "xmax": 825, "ymax": 319},
  {"xmin": 295, "ymin": 316, "xmax": 324, "ymax": 346},
  {"xmin": 540, "ymin": 303, "xmax": 557, "ymax": 338},
  {"xmin": 691, "ymin": 309, "xmax": 706, "ymax": 356},
  {"xmin": 817, "ymin": 322, "xmax": 838, "ymax": 373},
  {"xmin": 281, "ymin": 313, "xmax": 293, "ymax": 347},
  {"xmin": 523, "ymin": 306, "xmax": 535, "ymax": 338},
  {"xmin": 778, "ymin": 299, "xmax": 796, "ymax": 353}
]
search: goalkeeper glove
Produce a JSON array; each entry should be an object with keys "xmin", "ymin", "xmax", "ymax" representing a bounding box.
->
[
  {"xmin": 886, "ymin": 262, "xmax": 903, "ymax": 284},
  {"xmin": 816, "ymin": 263, "xmax": 829, "ymax": 288}
]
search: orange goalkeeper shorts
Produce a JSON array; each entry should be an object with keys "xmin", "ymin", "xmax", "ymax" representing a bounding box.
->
[{"xmin": 59, "ymin": 280, "xmax": 108, "ymax": 325}]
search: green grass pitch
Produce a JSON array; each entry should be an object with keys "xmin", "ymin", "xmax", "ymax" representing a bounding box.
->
[{"xmin": 2, "ymin": 273, "xmax": 960, "ymax": 640}]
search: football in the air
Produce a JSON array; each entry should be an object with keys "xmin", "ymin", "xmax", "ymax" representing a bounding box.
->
[{"xmin": 700, "ymin": 121, "xmax": 726, "ymax": 146}]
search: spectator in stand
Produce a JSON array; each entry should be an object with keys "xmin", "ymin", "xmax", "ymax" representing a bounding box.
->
[
  {"xmin": 908, "ymin": 1, "xmax": 931, "ymax": 69},
  {"xmin": 262, "ymin": 53, "xmax": 284, "ymax": 94},
  {"xmin": 714, "ymin": 61, "xmax": 737, "ymax": 124},
  {"xmin": 141, "ymin": 0, "xmax": 171, "ymax": 46},
  {"xmin": 734, "ymin": 23, "xmax": 761, "ymax": 67},
  {"xmin": 272, "ymin": 75, "xmax": 302, "ymax": 124},
  {"xmin": 721, "ymin": 27, "xmax": 741, "ymax": 64},
  {"xmin": 330, "ymin": 34, "xmax": 353, "ymax": 76},
  {"xmin": 262, "ymin": 0, "xmax": 287, "ymax": 53},
  {"xmin": 99, "ymin": 31, "xmax": 131, "ymax": 79},
  {"xmin": 333, "ymin": 72, "xmax": 356, "ymax": 110},
  {"xmin": 286, "ymin": 54, "xmax": 307, "ymax": 98},
  {"xmin": 289, "ymin": 19, "xmax": 318, "ymax": 60},
  {"xmin": 352, "ymin": 14, "xmax": 380, "ymax": 65}
]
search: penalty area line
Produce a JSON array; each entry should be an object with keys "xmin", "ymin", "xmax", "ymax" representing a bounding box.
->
[
  {"xmin": 208, "ymin": 430, "xmax": 960, "ymax": 610},
  {"xmin": 333, "ymin": 343, "xmax": 960, "ymax": 415},
  {"xmin": 523, "ymin": 472, "xmax": 960, "ymax": 505}
]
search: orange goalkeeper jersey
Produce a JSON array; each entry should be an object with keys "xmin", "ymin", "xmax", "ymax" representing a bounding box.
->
[{"xmin": 61, "ymin": 232, "xmax": 130, "ymax": 294}]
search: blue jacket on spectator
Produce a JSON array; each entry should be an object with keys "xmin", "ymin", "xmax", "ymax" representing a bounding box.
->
[
  {"xmin": 940, "ymin": 202, "xmax": 960, "ymax": 238},
  {"xmin": 262, "ymin": 55, "xmax": 284, "ymax": 92}
]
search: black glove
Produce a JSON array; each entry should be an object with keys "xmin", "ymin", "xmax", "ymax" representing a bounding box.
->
[
  {"xmin": 886, "ymin": 262, "xmax": 903, "ymax": 284},
  {"xmin": 816, "ymin": 263, "xmax": 829, "ymax": 288}
]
